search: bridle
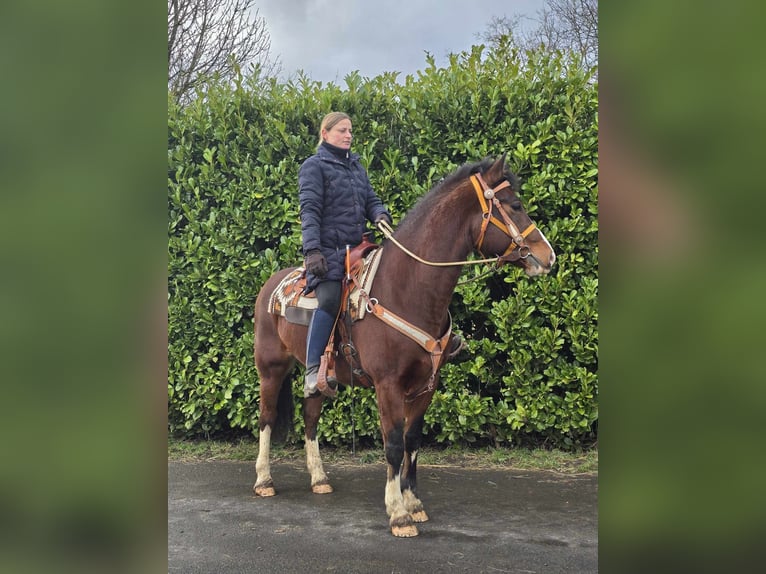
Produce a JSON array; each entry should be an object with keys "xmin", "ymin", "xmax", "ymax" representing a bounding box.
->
[
  {"xmin": 471, "ymin": 173, "xmax": 536, "ymax": 263},
  {"xmin": 376, "ymin": 172, "xmax": 537, "ymax": 267}
]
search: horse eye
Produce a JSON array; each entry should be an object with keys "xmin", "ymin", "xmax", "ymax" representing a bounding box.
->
[{"xmin": 510, "ymin": 201, "xmax": 522, "ymax": 211}]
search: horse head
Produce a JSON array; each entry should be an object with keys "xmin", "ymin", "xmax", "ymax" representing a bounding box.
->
[{"xmin": 471, "ymin": 154, "xmax": 556, "ymax": 277}]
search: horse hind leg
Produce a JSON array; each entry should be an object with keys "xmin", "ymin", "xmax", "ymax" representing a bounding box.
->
[
  {"xmin": 253, "ymin": 352, "xmax": 295, "ymax": 497},
  {"xmin": 254, "ymin": 425, "xmax": 276, "ymax": 497}
]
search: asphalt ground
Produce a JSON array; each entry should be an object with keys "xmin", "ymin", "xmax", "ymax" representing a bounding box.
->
[{"xmin": 168, "ymin": 460, "xmax": 597, "ymax": 573}]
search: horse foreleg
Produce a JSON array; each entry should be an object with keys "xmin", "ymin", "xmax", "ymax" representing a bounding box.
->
[
  {"xmin": 383, "ymin": 424, "xmax": 418, "ymax": 537},
  {"xmin": 304, "ymin": 395, "xmax": 333, "ymax": 494},
  {"xmin": 401, "ymin": 412, "xmax": 428, "ymax": 523},
  {"xmin": 253, "ymin": 425, "xmax": 276, "ymax": 497}
]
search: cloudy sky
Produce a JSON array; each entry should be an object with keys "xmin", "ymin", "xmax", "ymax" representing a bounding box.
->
[{"xmin": 255, "ymin": 0, "xmax": 546, "ymax": 84}]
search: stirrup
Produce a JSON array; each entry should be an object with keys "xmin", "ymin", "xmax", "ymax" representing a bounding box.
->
[{"xmin": 317, "ymin": 355, "xmax": 338, "ymax": 399}]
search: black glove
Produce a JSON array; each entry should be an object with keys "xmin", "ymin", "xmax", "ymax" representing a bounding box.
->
[
  {"xmin": 304, "ymin": 249, "xmax": 327, "ymax": 278},
  {"xmin": 375, "ymin": 213, "xmax": 392, "ymax": 226}
]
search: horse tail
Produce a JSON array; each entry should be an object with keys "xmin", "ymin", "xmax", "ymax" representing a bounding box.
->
[{"xmin": 271, "ymin": 376, "xmax": 294, "ymax": 444}]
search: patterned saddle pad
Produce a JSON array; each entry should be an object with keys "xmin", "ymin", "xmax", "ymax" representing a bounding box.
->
[{"xmin": 268, "ymin": 247, "xmax": 384, "ymax": 324}]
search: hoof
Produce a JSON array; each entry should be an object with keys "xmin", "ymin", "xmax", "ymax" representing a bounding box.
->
[
  {"xmin": 254, "ymin": 483, "xmax": 276, "ymax": 497},
  {"xmin": 392, "ymin": 524, "xmax": 419, "ymax": 537},
  {"xmin": 390, "ymin": 514, "xmax": 418, "ymax": 537},
  {"xmin": 410, "ymin": 510, "xmax": 429, "ymax": 523},
  {"xmin": 311, "ymin": 482, "xmax": 334, "ymax": 494}
]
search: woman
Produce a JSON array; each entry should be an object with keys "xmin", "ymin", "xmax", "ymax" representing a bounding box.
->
[{"xmin": 299, "ymin": 112, "xmax": 392, "ymax": 398}]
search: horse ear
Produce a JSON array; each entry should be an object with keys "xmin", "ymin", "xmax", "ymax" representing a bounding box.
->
[{"xmin": 487, "ymin": 153, "xmax": 507, "ymax": 179}]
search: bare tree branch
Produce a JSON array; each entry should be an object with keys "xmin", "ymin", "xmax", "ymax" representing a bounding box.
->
[
  {"xmin": 480, "ymin": 0, "xmax": 597, "ymax": 75},
  {"xmin": 168, "ymin": 0, "xmax": 280, "ymax": 103},
  {"xmin": 541, "ymin": 0, "xmax": 598, "ymax": 69}
]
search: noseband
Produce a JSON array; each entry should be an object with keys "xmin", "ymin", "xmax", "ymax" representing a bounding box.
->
[{"xmin": 470, "ymin": 173, "xmax": 536, "ymax": 263}]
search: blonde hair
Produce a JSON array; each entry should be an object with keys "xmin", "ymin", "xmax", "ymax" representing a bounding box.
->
[{"xmin": 316, "ymin": 111, "xmax": 351, "ymax": 150}]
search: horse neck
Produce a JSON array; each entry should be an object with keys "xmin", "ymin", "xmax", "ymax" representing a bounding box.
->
[{"xmin": 380, "ymin": 184, "xmax": 476, "ymax": 328}]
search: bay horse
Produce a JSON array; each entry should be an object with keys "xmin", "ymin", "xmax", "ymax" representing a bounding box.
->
[{"xmin": 252, "ymin": 154, "xmax": 555, "ymax": 537}]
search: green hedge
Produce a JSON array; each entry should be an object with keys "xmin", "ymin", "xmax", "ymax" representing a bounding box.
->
[{"xmin": 168, "ymin": 44, "xmax": 598, "ymax": 449}]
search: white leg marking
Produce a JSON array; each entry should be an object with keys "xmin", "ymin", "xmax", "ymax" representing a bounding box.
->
[
  {"xmin": 305, "ymin": 436, "xmax": 329, "ymax": 487},
  {"xmin": 385, "ymin": 473, "xmax": 406, "ymax": 518},
  {"xmin": 255, "ymin": 425, "xmax": 272, "ymax": 486},
  {"xmin": 402, "ymin": 488, "xmax": 420, "ymax": 512},
  {"xmin": 386, "ymin": 471, "xmax": 418, "ymax": 536},
  {"xmin": 402, "ymin": 449, "xmax": 429, "ymax": 522},
  {"xmin": 253, "ymin": 426, "xmax": 276, "ymax": 496},
  {"xmin": 403, "ymin": 487, "xmax": 429, "ymax": 522}
]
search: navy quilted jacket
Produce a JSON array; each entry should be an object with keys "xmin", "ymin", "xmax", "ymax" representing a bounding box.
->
[{"xmin": 299, "ymin": 142, "xmax": 390, "ymax": 290}]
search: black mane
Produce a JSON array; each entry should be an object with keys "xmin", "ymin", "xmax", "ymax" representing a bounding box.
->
[{"xmin": 394, "ymin": 158, "xmax": 518, "ymax": 235}]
